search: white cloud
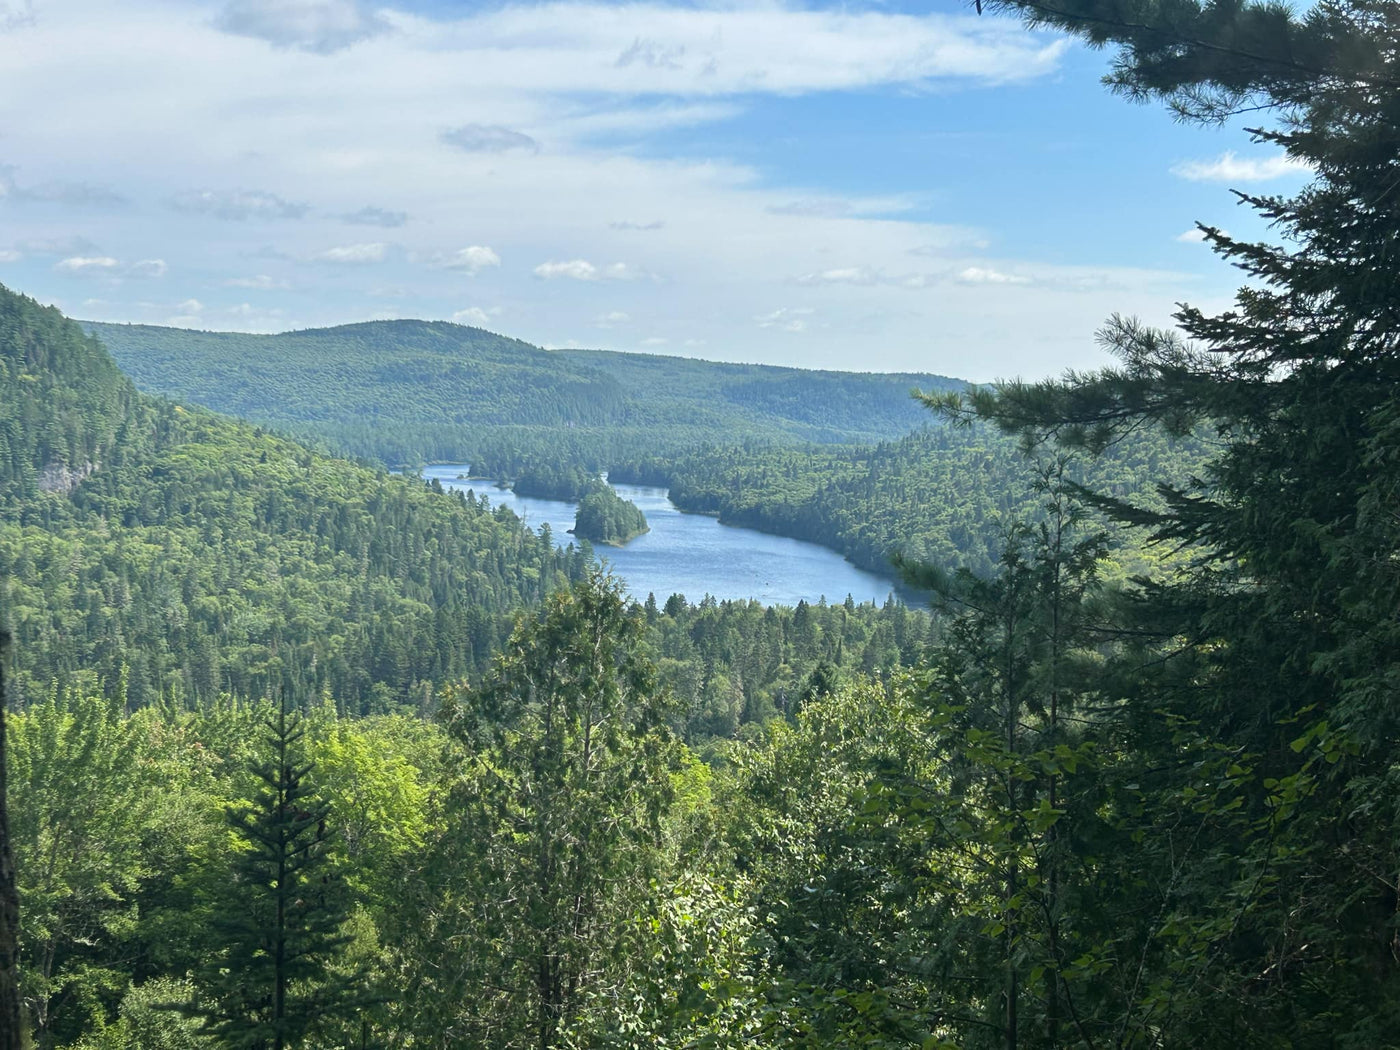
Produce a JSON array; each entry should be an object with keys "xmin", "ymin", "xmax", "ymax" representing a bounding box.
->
[
  {"xmin": 436, "ymin": 245, "xmax": 501, "ymax": 275},
  {"xmin": 534, "ymin": 260, "xmax": 647, "ymax": 281},
  {"xmin": 214, "ymin": 0, "xmax": 391, "ymax": 54},
  {"xmin": 316, "ymin": 242, "xmax": 386, "ymax": 263},
  {"xmin": 225, "ymin": 274, "xmax": 289, "ymax": 289},
  {"xmin": 171, "ymin": 188, "xmax": 309, "ymax": 221},
  {"xmin": 795, "ymin": 267, "xmax": 878, "ymax": 286},
  {"xmin": 1171, "ymin": 151, "xmax": 1313, "ymax": 183},
  {"xmin": 56, "ymin": 256, "xmax": 166, "ymax": 279},
  {"xmin": 595, "ymin": 310, "xmax": 630, "ymax": 326},
  {"xmin": 535, "ymin": 259, "xmax": 598, "ymax": 281},
  {"xmin": 176, "ymin": 298, "xmax": 204, "ymax": 313},
  {"xmin": 55, "ymin": 256, "xmax": 120, "ymax": 275},
  {"xmin": 1176, "ymin": 228, "xmax": 1208, "ymax": 243},
  {"xmin": 756, "ymin": 307, "xmax": 813, "ymax": 333},
  {"xmin": 957, "ymin": 266, "xmax": 1030, "ymax": 285},
  {"xmin": 0, "ymin": 249, "xmax": 19, "ymax": 263},
  {"xmin": 0, "ymin": 0, "xmax": 1226, "ymax": 378},
  {"xmin": 640, "ymin": 336, "xmax": 667, "ymax": 346},
  {"xmin": 452, "ymin": 306, "xmax": 500, "ymax": 326},
  {"xmin": 408, "ymin": 4, "xmax": 1067, "ymax": 94}
]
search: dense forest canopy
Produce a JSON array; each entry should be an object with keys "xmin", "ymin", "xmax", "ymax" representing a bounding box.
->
[
  {"xmin": 86, "ymin": 320, "xmax": 963, "ymax": 470},
  {"xmin": 7, "ymin": 0, "xmax": 1400, "ymax": 1044},
  {"xmin": 570, "ymin": 483, "xmax": 649, "ymax": 545},
  {"xmin": 613, "ymin": 423, "xmax": 1209, "ymax": 579}
]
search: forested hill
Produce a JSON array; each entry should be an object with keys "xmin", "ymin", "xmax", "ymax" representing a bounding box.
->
[
  {"xmin": 1, "ymin": 286, "xmax": 592, "ymax": 707},
  {"xmin": 84, "ymin": 319, "xmax": 963, "ymax": 469}
]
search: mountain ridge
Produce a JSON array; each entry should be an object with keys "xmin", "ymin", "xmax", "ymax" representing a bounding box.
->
[{"xmin": 84, "ymin": 318, "xmax": 966, "ymax": 469}]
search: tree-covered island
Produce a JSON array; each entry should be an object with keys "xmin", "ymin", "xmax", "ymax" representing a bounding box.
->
[{"xmin": 570, "ymin": 483, "xmax": 649, "ymax": 545}]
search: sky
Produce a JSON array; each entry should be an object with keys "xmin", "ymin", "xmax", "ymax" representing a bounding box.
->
[{"xmin": 0, "ymin": 0, "xmax": 1313, "ymax": 380}]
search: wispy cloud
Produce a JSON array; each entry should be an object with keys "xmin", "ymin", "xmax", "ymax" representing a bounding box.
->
[
  {"xmin": 794, "ymin": 267, "xmax": 878, "ymax": 287},
  {"xmin": 55, "ymin": 256, "xmax": 166, "ymax": 279},
  {"xmin": 442, "ymin": 124, "xmax": 539, "ymax": 154},
  {"xmin": 533, "ymin": 259, "xmax": 643, "ymax": 281},
  {"xmin": 433, "ymin": 246, "xmax": 502, "ymax": 275},
  {"xmin": 214, "ymin": 0, "xmax": 391, "ymax": 54},
  {"xmin": 315, "ymin": 242, "xmax": 387, "ymax": 263},
  {"xmin": 452, "ymin": 306, "xmax": 501, "ymax": 326},
  {"xmin": 0, "ymin": 165, "xmax": 126, "ymax": 207},
  {"xmin": 0, "ymin": 1, "xmax": 35, "ymax": 31},
  {"xmin": 755, "ymin": 307, "xmax": 813, "ymax": 333},
  {"xmin": 956, "ymin": 265, "xmax": 1030, "ymax": 285},
  {"xmin": 1171, "ymin": 151, "xmax": 1312, "ymax": 183},
  {"xmin": 342, "ymin": 205, "xmax": 408, "ymax": 227},
  {"xmin": 225, "ymin": 274, "xmax": 290, "ymax": 290},
  {"xmin": 171, "ymin": 188, "xmax": 310, "ymax": 221}
]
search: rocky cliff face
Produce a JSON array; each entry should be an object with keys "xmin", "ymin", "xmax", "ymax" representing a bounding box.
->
[{"xmin": 38, "ymin": 461, "xmax": 97, "ymax": 495}]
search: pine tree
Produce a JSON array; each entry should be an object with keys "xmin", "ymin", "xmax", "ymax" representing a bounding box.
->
[{"xmin": 186, "ymin": 696, "xmax": 364, "ymax": 1050}]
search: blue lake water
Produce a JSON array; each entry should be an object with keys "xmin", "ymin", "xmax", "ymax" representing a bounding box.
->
[{"xmin": 421, "ymin": 465, "xmax": 904, "ymax": 607}]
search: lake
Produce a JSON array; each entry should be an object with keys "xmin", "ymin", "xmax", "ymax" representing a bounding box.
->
[{"xmin": 421, "ymin": 465, "xmax": 905, "ymax": 607}]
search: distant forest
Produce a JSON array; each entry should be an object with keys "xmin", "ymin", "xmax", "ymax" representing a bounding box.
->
[{"xmin": 87, "ymin": 320, "xmax": 963, "ymax": 470}]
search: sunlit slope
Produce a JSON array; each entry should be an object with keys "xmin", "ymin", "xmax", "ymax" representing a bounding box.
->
[
  {"xmin": 85, "ymin": 319, "xmax": 964, "ymax": 466},
  {"xmin": 3, "ymin": 288, "xmax": 587, "ymax": 707}
]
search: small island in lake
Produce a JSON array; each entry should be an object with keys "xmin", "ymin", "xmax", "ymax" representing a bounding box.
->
[{"xmin": 571, "ymin": 483, "xmax": 649, "ymax": 546}]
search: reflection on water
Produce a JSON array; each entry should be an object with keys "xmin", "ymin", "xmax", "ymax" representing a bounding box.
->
[{"xmin": 421, "ymin": 465, "xmax": 902, "ymax": 607}]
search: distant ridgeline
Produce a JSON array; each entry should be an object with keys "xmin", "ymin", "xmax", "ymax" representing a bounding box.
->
[{"xmin": 84, "ymin": 320, "xmax": 964, "ymax": 470}]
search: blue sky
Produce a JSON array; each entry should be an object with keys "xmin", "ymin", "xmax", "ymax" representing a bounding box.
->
[{"xmin": 0, "ymin": 0, "xmax": 1311, "ymax": 379}]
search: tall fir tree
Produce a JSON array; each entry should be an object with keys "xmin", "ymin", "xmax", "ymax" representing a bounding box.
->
[{"xmin": 185, "ymin": 696, "xmax": 364, "ymax": 1050}]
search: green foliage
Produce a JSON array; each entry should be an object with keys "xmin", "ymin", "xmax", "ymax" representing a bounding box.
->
[
  {"xmin": 85, "ymin": 320, "xmax": 962, "ymax": 470},
  {"xmin": 572, "ymin": 484, "xmax": 648, "ymax": 546},
  {"xmin": 641, "ymin": 592, "xmax": 931, "ymax": 744},
  {"xmin": 402, "ymin": 572, "xmax": 678, "ymax": 1048},
  {"xmin": 0, "ymin": 293, "xmax": 137, "ymax": 505},
  {"xmin": 5, "ymin": 693, "xmax": 447, "ymax": 1049},
  {"xmin": 941, "ymin": 0, "xmax": 1400, "ymax": 1039},
  {"xmin": 0, "ymin": 284, "xmax": 593, "ymax": 709},
  {"xmin": 512, "ymin": 465, "xmax": 601, "ymax": 501},
  {"xmin": 613, "ymin": 424, "xmax": 1206, "ymax": 580},
  {"xmin": 183, "ymin": 698, "xmax": 364, "ymax": 1050}
]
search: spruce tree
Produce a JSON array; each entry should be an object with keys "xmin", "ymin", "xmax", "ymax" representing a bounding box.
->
[
  {"xmin": 186, "ymin": 696, "xmax": 362, "ymax": 1050},
  {"xmin": 932, "ymin": 0, "xmax": 1400, "ymax": 1039}
]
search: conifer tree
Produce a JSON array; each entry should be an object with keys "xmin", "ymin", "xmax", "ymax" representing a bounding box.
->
[
  {"xmin": 186, "ymin": 696, "xmax": 363, "ymax": 1050},
  {"xmin": 933, "ymin": 0, "xmax": 1400, "ymax": 1039}
]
